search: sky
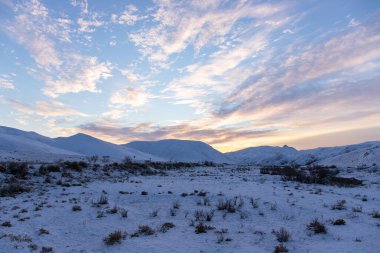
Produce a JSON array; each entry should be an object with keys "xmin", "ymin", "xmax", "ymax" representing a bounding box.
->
[{"xmin": 0, "ymin": 0, "xmax": 380, "ymax": 152}]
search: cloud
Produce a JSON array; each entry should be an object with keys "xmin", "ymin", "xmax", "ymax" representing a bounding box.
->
[
  {"xmin": 3, "ymin": 0, "xmax": 112, "ymax": 97},
  {"xmin": 9, "ymin": 99, "xmax": 88, "ymax": 117},
  {"xmin": 129, "ymin": 0, "xmax": 284, "ymax": 63},
  {"xmin": 0, "ymin": 74, "xmax": 15, "ymax": 89},
  {"xmin": 78, "ymin": 121, "xmax": 275, "ymax": 147},
  {"xmin": 42, "ymin": 55, "xmax": 112, "ymax": 97},
  {"xmin": 110, "ymin": 87, "xmax": 149, "ymax": 108},
  {"xmin": 111, "ymin": 5, "xmax": 141, "ymax": 25},
  {"xmin": 77, "ymin": 17, "xmax": 104, "ymax": 33}
]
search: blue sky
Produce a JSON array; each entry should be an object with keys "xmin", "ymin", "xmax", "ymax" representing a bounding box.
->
[{"xmin": 0, "ymin": 0, "xmax": 380, "ymax": 151}]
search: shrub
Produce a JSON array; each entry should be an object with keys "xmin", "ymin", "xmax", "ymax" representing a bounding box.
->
[
  {"xmin": 104, "ymin": 230, "xmax": 127, "ymax": 245},
  {"xmin": 72, "ymin": 205, "xmax": 82, "ymax": 211},
  {"xmin": 1, "ymin": 221, "xmax": 12, "ymax": 227},
  {"xmin": 120, "ymin": 208, "xmax": 128, "ymax": 218},
  {"xmin": 97, "ymin": 195, "xmax": 108, "ymax": 205},
  {"xmin": 331, "ymin": 200, "xmax": 346, "ymax": 210},
  {"xmin": 273, "ymin": 228, "xmax": 290, "ymax": 242},
  {"xmin": 159, "ymin": 222, "xmax": 175, "ymax": 233},
  {"xmin": 8, "ymin": 162, "xmax": 28, "ymax": 179},
  {"xmin": 332, "ymin": 219, "xmax": 346, "ymax": 225},
  {"xmin": 40, "ymin": 247, "xmax": 53, "ymax": 253},
  {"xmin": 150, "ymin": 209, "xmax": 159, "ymax": 217},
  {"xmin": 274, "ymin": 244, "xmax": 289, "ymax": 253},
  {"xmin": 194, "ymin": 210, "xmax": 214, "ymax": 222},
  {"xmin": 195, "ymin": 223, "xmax": 215, "ymax": 234},
  {"xmin": 138, "ymin": 225, "xmax": 155, "ymax": 235},
  {"xmin": 141, "ymin": 191, "xmax": 148, "ymax": 195},
  {"xmin": 372, "ymin": 211, "xmax": 380, "ymax": 218},
  {"xmin": 0, "ymin": 183, "xmax": 31, "ymax": 197},
  {"xmin": 216, "ymin": 199, "xmax": 237, "ymax": 213},
  {"xmin": 307, "ymin": 218, "xmax": 327, "ymax": 234},
  {"xmin": 39, "ymin": 228, "xmax": 49, "ymax": 235},
  {"xmin": 172, "ymin": 200, "xmax": 180, "ymax": 209},
  {"xmin": 352, "ymin": 205, "xmax": 362, "ymax": 213},
  {"xmin": 169, "ymin": 208, "xmax": 177, "ymax": 216}
]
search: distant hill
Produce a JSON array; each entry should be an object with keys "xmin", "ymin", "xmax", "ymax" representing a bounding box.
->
[
  {"xmin": 125, "ymin": 139, "xmax": 231, "ymax": 163},
  {"xmin": 225, "ymin": 145, "xmax": 299, "ymax": 165},
  {"xmin": 0, "ymin": 126, "xmax": 162, "ymax": 162},
  {"xmin": 1, "ymin": 125, "xmax": 379, "ymax": 168}
]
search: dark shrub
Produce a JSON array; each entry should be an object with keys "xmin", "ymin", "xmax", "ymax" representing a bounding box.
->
[
  {"xmin": 0, "ymin": 182, "xmax": 31, "ymax": 197},
  {"xmin": 195, "ymin": 223, "xmax": 215, "ymax": 234},
  {"xmin": 272, "ymin": 227, "xmax": 290, "ymax": 242},
  {"xmin": 138, "ymin": 225, "xmax": 155, "ymax": 235},
  {"xmin": 274, "ymin": 244, "xmax": 289, "ymax": 253},
  {"xmin": 72, "ymin": 205, "xmax": 82, "ymax": 211},
  {"xmin": 104, "ymin": 231, "xmax": 127, "ymax": 245},
  {"xmin": 8, "ymin": 162, "xmax": 28, "ymax": 179},
  {"xmin": 307, "ymin": 218, "xmax": 327, "ymax": 234},
  {"xmin": 159, "ymin": 222, "xmax": 175, "ymax": 233},
  {"xmin": 332, "ymin": 219, "xmax": 346, "ymax": 225}
]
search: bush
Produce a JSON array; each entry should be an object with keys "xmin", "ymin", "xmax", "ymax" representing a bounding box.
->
[
  {"xmin": 7, "ymin": 162, "xmax": 28, "ymax": 179},
  {"xmin": 39, "ymin": 228, "xmax": 49, "ymax": 235},
  {"xmin": 273, "ymin": 228, "xmax": 290, "ymax": 242},
  {"xmin": 159, "ymin": 222, "xmax": 175, "ymax": 233},
  {"xmin": 372, "ymin": 211, "xmax": 380, "ymax": 218},
  {"xmin": 1, "ymin": 221, "xmax": 12, "ymax": 227},
  {"xmin": 104, "ymin": 230, "xmax": 127, "ymax": 245},
  {"xmin": 72, "ymin": 205, "xmax": 82, "ymax": 211},
  {"xmin": 307, "ymin": 218, "xmax": 327, "ymax": 234},
  {"xmin": 96, "ymin": 195, "xmax": 108, "ymax": 205},
  {"xmin": 331, "ymin": 200, "xmax": 346, "ymax": 210},
  {"xmin": 138, "ymin": 225, "xmax": 155, "ymax": 235},
  {"xmin": 120, "ymin": 208, "xmax": 128, "ymax": 218},
  {"xmin": 332, "ymin": 219, "xmax": 346, "ymax": 225},
  {"xmin": 274, "ymin": 244, "xmax": 289, "ymax": 253},
  {"xmin": 195, "ymin": 223, "xmax": 215, "ymax": 234},
  {"xmin": 39, "ymin": 165, "xmax": 60, "ymax": 175},
  {"xmin": 216, "ymin": 199, "xmax": 237, "ymax": 213},
  {"xmin": 0, "ymin": 183, "xmax": 31, "ymax": 197}
]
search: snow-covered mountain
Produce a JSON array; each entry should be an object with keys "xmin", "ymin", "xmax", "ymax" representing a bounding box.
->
[
  {"xmin": 124, "ymin": 139, "xmax": 231, "ymax": 163},
  {"xmin": 51, "ymin": 133, "xmax": 163, "ymax": 161},
  {"xmin": 297, "ymin": 142, "xmax": 380, "ymax": 167},
  {"xmin": 0, "ymin": 126, "xmax": 162, "ymax": 162},
  {"xmin": 1, "ymin": 125, "xmax": 379, "ymax": 167},
  {"xmin": 227, "ymin": 142, "xmax": 380, "ymax": 167},
  {"xmin": 225, "ymin": 145, "xmax": 299, "ymax": 165}
]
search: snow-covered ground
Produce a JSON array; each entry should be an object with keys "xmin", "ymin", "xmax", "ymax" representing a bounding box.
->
[{"xmin": 1, "ymin": 165, "xmax": 379, "ymax": 253}]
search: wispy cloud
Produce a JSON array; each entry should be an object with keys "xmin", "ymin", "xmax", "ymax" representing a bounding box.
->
[
  {"xmin": 8, "ymin": 99, "xmax": 88, "ymax": 117},
  {"xmin": 0, "ymin": 74, "xmax": 15, "ymax": 89},
  {"xmin": 3, "ymin": 0, "xmax": 112, "ymax": 97},
  {"xmin": 110, "ymin": 86, "xmax": 150, "ymax": 108},
  {"xmin": 78, "ymin": 121, "xmax": 275, "ymax": 147}
]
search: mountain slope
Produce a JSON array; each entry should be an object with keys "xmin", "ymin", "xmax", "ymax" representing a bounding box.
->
[
  {"xmin": 0, "ymin": 126, "xmax": 163, "ymax": 162},
  {"xmin": 52, "ymin": 133, "xmax": 162, "ymax": 161},
  {"xmin": 226, "ymin": 145, "xmax": 299, "ymax": 165},
  {"xmin": 125, "ymin": 139, "xmax": 230, "ymax": 163}
]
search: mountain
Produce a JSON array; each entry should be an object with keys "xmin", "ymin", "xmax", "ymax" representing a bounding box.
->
[
  {"xmin": 0, "ymin": 126, "xmax": 162, "ymax": 162},
  {"xmin": 227, "ymin": 142, "xmax": 380, "ymax": 168},
  {"xmin": 1, "ymin": 125, "xmax": 379, "ymax": 168},
  {"xmin": 225, "ymin": 145, "xmax": 299, "ymax": 165},
  {"xmin": 0, "ymin": 126, "xmax": 82, "ymax": 162},
  {"xmin": 124, "ymin": 139, "xmax": 231, "ymax": 163},
  {"xmin": 297, "ymin": 142, "xmax": 380, "ymax": 167},
  {"xmin": 51, "ymin": 133, "xmax": 162, "ymax": 161}
]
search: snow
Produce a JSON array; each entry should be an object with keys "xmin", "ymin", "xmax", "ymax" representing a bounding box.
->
[
  {"xmin": 0, "ymin": 165, "xmax": 379, "ymax": 252},
  {"xmin": 0, "ymin": 126, "xmax": 163, "ymax": 163},
  {"xmin": 1, "ymin": 126, "xmax": 379, "ymax": 168},
  {"xmin": 125, "ymin": 139, "xmax": 231, "ymax": 163}
]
